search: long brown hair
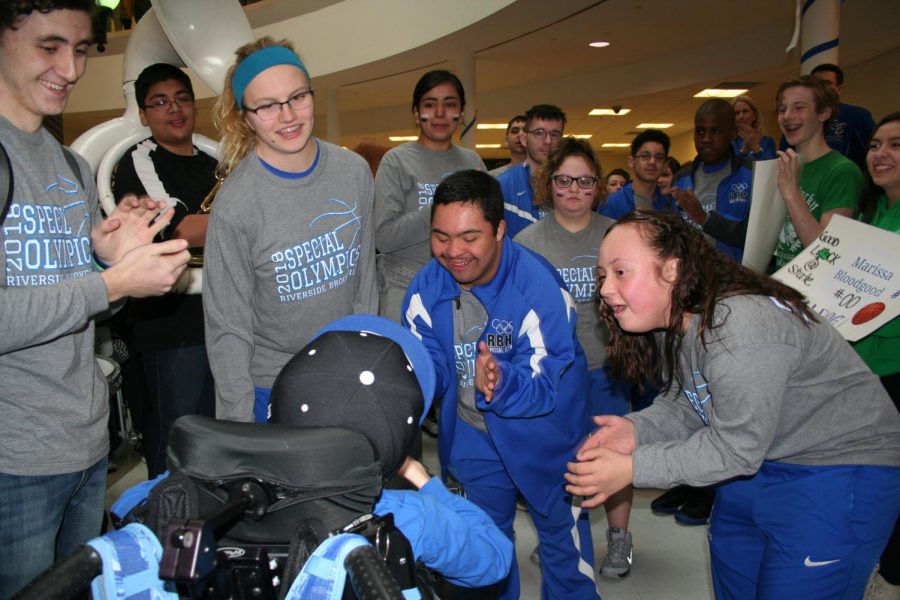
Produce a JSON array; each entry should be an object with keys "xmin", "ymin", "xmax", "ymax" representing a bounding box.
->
[
  {"xmin": 602, "ymin": 210, "xmax": 815, "ymax": 392},
  {"xmin": 861, "ymin": 111, "xmax": 900, "ymax": 222}
]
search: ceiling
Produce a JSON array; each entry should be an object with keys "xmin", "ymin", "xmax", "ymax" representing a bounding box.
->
[{"xmin": 67, "ymin": 0, "xmax": 900, "ymax": 165}]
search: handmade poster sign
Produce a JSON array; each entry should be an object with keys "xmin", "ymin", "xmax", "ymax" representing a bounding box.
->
[
  {"xmin": 771, "ymin": 214, "xmax": 900, "ymax": 341},
  {"xmin": 742, "ymin": 159, "xmax": 786, "ymax": 273}
]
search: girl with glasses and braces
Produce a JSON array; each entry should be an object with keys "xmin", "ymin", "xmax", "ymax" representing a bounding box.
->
[
  {"xmin": 203, "ymin": 37, "xmax": 377, "ymax": 423},
  {"xmin": 515, "ymin": 137, "xmax": 637, "ymax": 580}
]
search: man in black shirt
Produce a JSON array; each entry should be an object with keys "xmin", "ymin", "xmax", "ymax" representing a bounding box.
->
[{"xmin": 114, "ymin": 63, "xmax": 217, "ymax": 478}]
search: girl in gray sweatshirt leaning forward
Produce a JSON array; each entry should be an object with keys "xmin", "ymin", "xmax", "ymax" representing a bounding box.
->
[{"xmin": 566, "ymin": 210, "xmax": 899, "ymax": 599}]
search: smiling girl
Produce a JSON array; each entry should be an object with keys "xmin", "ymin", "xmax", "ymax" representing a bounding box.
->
[
  {"xmin": 566, "ymin": 209, "xmax": 900, "ymax": 599},
  {"xmin": 203, "ymin": 38, "xmax": 377, "ymax": 423},
  {"xmin": 516, "ymin": 137, "xmax": 637, "ymax": 579},
  {"xmin": 854, "ymin": 112, "xmax": 900, "ymax": 597}
]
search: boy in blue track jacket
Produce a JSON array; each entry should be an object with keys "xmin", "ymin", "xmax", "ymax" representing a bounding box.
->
[
  {"xmin": 599, "ymin": 128, "xmax": 673, "ymax": 220},
  {"xmin": 497, "ymin": 104, "xmax": 566, "ymax": 237},
  {"xmin": 671, "ymin": 99, "xmax": 753, "ymax": 262},
  {"xmin": 402, "ymin": 170, "xmax": 598, "ymax": 600}
]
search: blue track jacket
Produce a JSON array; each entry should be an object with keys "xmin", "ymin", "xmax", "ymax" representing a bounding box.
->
[
  {"xmin": 402, "ymin": 239, "xmax": 590, "ymax": 516},
  {"xmin": 598, "ymin": 181, "xmax": 673, "ymax": 220},
  {"xmin": 376, "ymin": 478, "xmax": 513, "ymax": 587},
  {"xmin": 497, "ymin": 164, "xmax": 547, "ymax": 237},
  {"xmin": 672, "ymin": 154, "xmax": 753, "ymax": 262}
]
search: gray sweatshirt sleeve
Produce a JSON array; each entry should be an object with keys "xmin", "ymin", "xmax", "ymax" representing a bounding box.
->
[
  {"xmin": 353, "ymin": 167, "xmax": 379, "ymax": 314},
  {"xmin": 631, "ymin": 339, "xmax": 800, "ymax": 488},
  {"xmin": 373, "ymin": 152, "xmax": 430, "ymax": 254},
  {"xmin": 627, "ymin": 385, "xmax": 701, "ymax": 445},
  {"xmin": 203, "ymin": 206, "xmax": 256, "ymax": 422}
]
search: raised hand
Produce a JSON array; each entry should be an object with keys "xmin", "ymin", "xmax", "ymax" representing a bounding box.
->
[{"xmin": 671, "ymin": 188, "xmax": 707, "ymax": 225}]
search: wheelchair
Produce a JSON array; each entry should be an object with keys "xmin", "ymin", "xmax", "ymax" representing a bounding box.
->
[
  {"xmin": 17, "ymin": 318, "xmax": 503, "ymax": 599},
  {"xmin": 16, "ymin": 415, "xmax": 441, "ymax": 600},
  {"xmin": 16, "ymin": 414, "xmax": 499, "ymax": 600}
]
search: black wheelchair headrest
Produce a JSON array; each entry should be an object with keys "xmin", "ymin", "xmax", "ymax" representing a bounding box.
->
[{"xmin": 167, "ymin": 415, "xmax": 382, "ymax": 494}]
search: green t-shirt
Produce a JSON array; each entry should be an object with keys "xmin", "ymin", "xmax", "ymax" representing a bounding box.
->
[
  {"xmin": 851, "ymin": 193, "xmax": 900, "ymax": 376},
  {"xmin": 774, "ymin": 150, "xmax": 863, "ymax": 269}
]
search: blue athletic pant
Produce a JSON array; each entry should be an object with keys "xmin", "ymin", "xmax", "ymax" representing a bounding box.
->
[
  {"xmin": 709, "ymin": 461, "xmax": 900, "ymax": 599},
  {"xmin": 448, "ymin": 418, "xmax": 599, "ymax": 600},
  {"xmin": 588, "ymin": 365, "xmax": 631, "ymax": 417}
]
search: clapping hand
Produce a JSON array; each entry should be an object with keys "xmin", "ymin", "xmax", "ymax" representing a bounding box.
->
[
  {"xmin": 474, "ymin": 341, "xmax": 500, "ymax": 402},
  {"xmin": 92, "ymin": 195, "xmax": 174, "ymax": 266}
]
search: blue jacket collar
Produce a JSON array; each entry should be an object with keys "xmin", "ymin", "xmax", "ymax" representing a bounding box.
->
[
  {"xmin": 621, "ymin": 181, "xmax": 671, "ymax": 212},
  {"xmin": 431, "ymin": 234, "xmax": 516, "ymax": 305},
  {"xmin": 686, "ymin": 147, "xmax": 748, "ymax": 177}
]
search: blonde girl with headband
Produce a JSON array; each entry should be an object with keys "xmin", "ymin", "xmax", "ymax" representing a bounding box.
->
[{"xmin": 203, "ymin": 37, "xmax": 378, "ymax": 423}]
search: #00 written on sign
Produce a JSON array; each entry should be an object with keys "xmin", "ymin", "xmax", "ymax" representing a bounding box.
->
[{"xmin": 771, "ymin": 214, "xmax": 899, "ymax": 342}]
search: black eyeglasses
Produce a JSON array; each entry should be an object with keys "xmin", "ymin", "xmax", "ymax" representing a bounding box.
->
[
  {"xmin": 551, "ymin": 174, "xmax": 599, "ymax": 189},
  {"xmin": 144, "ymin": 95, "xmax": 194, "ymax": 112},
  {"xmin": 245, "ymin": 90, "xmax": 315, "ymax": 120}
]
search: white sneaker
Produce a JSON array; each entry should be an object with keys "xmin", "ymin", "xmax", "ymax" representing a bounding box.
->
[{"xmin": 599, "ymin": 528, "xmax": 633, "ymax": 580}]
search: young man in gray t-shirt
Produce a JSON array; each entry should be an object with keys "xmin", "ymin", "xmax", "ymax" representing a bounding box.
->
[{"xmin": 0, "ymin": 3, "xmax": 190, "ymax": 595}]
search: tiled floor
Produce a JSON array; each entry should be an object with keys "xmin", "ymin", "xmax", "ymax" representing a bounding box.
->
[
  {"xmin": 106, "ymin": 435, "xmax": 715, "ymax": 599},
  {"xmin": 513, "ymin": 487, "xmax": 714, "ymax": 600}
]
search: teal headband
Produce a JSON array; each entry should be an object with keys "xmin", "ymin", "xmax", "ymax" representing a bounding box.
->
[{"xmin": 232, "ymin": 46, "xmax": 310, "ymax": 110}]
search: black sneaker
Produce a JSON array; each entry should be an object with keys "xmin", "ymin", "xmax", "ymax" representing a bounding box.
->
[
  {"xmin": 650, "ymin": 485, "xmax": 693, "ymax": 514},
  {"xmin": 674, "ymin": 488, "xmax": 714, "ymax": 526}
]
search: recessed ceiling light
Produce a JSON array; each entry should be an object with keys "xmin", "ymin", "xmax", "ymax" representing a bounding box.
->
[
  {"xmin": 477, "ymin": 124, "xmax": 508, "ymax": 130},
  {"xmin": 388, "ymin": 136, "xmax": 418, "ymax": 142},
  {"xmin": 636, "ymin": 123, "xmax": 674, "ymax": 129},
  {"xmin": 589, "ymin": 41, "xmax": 610, "ymax": 48},
  {"xmin": 601, "ymin": 143, "xmax": 631, "ymax": 148},
  {"xmin": 572, "ymin": 134, "xmax": 593, "ymax": 139},
  {"xmin": 694, "ymin": 88, "xmax": 748, "ymax": 98},
  {"xmin": 590, "ymin": 108, "xmax": 631, "ymax": 116},
  {"xmin": 476, "ymin": 144, "xmax": 501, "ymax": 149}
]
